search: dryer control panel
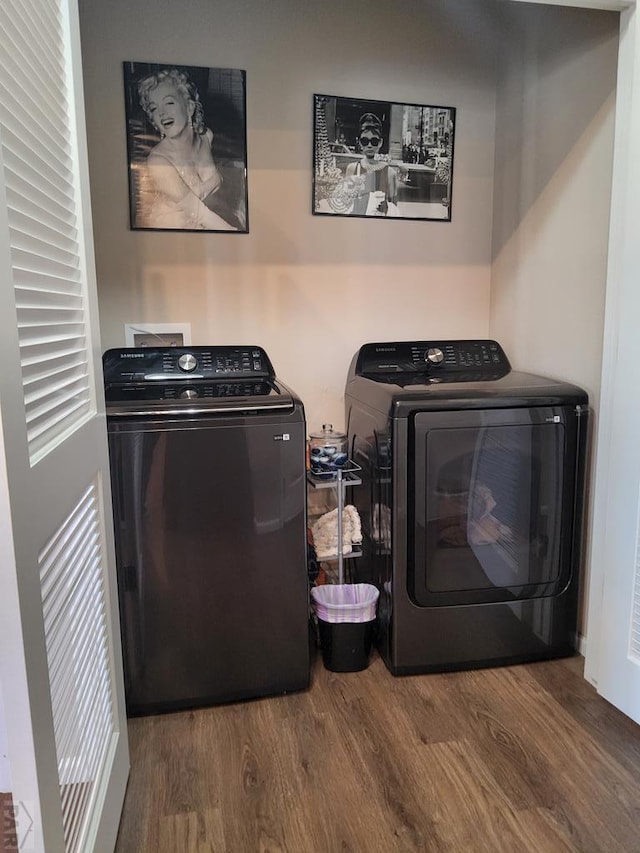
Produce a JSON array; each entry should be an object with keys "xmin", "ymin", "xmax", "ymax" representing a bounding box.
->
[{"xmin": 354, "ymin": 340, "xmax": 511, "ymax": 383}]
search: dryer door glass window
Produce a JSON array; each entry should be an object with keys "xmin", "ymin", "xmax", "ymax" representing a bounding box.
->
[{"xmin": 411, "ymin": 407, "xmax": 575, "ymax": 607}]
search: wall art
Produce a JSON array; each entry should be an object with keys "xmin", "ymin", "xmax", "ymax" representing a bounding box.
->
[
  {"xmin": 123, "ymin": 61, "xmax": 248, "ymax": 232},
  {"xmin": 313, "ymin": 94, "xmax": 455, "ymax": 221}
]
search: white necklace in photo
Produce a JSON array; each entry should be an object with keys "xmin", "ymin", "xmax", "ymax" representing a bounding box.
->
[{"xmin": 359, "ymin": 156, "xmax": 387, "ymax": 173}]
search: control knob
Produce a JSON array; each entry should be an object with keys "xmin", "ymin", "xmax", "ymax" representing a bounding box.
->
[
  {"xmin": 426, "ymin": 347, "xmax": 444, "ymax": 365},
  {"xmin": 180, "ymin": 388, "xmax": 198, "ymax": 399},
  {"xmin": 178, "ymin": 353, "xmax": 197, "ymax": 372}
]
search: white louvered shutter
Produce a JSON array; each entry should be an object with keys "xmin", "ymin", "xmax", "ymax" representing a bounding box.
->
[
  {"xmin": 0, "ymin": 0, "xmax": 129, "ymax": 851},
  {"xmin": 1, "ymin": 0, "xmax": 92, "ymax": 464}
]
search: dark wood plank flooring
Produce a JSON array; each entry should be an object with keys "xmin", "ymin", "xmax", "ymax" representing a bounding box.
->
[
  {"xmin": 1, "ymin": 793, "xmax": 17, "ymax": 853},
  {"xmin": 114, "ymin": 652, "xmax": 640, "ymax": 852}
]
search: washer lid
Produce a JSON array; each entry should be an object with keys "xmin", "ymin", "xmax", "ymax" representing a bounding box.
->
[{"xmin": 104, "ymin": 379, "xmax": 297, "ymax": 417}]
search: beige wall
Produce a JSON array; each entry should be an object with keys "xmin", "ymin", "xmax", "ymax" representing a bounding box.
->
[
  {"xmin": 490, "ymin": 3, "xmax": 618, "ymax": 403},
  {"xmin": 489, "ymin": 3, "xmax": 619, "ymax": 638},
  {"xmin": 79, "ymin": 0, "xmax": 500, "ymax": 431},
  {"xmin": 79, "ymin": 0, "xmax": 619, "ymax": 641}
]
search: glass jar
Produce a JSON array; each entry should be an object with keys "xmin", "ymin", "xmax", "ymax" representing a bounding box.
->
[{"xmin": 309, "ymin": 423, "xmax": 348, "ymax": 477}]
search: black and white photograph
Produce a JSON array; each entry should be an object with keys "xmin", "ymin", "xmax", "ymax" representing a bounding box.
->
[
  {"xmin": 123, "ymin": 61, "xmax": 248, "ymax": 232},
  {"xmin": 313, "ymin": 94, "xmax": 455, "ymax": 221}
]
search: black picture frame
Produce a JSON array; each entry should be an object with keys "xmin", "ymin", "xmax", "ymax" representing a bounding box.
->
[
  {"xmin": 313, "ymin": 94, "xmax": 455, "ymax": 222},
  {"xmin": 123, "ymin": 61, "xmax": 249, "ymax": 232}
]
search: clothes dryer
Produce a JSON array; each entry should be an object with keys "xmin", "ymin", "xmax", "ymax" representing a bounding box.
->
[{"xmin": 345, "ymin": 340, "xmax": 589, "ymax": 674}]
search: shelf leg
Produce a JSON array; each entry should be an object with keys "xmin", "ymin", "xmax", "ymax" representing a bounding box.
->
[{"xmin": 337, "ymin": 468, "xmax": 344, "ymax": 584}]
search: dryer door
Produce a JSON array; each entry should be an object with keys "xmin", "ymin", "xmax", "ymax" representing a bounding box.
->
[{"xmin": 410, "ymin": 405, "xmax": 580, "ymax": 607}]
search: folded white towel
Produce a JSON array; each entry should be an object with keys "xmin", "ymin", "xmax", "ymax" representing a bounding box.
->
[
  {"xmin": 344, "ymin": 504, "xmax": 362, "ymax": 545},
  {"xmin": 312, "ymin": 505, "xmax": 363, "ymax": 559}
]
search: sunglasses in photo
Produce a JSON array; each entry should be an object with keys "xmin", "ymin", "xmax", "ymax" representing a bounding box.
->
[{"xmin": 359, "ymin": 135, "xmax": 382, "ymax": 146}]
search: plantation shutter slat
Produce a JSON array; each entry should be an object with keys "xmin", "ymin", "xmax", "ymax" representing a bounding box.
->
[
  {"xmin": 7, "ymin": 188, "xmax": 78, "ymax": 243},
  {"xmin": 5, "ymin": 147, "xmax": 77, "ymax": 224},
  {"xmin": 1, "ymin": 123, "xmax": 74, "ymax": 201},
  {"xmin": 1, "ymin": 90, "xmax": 73, "ymax": 173}
]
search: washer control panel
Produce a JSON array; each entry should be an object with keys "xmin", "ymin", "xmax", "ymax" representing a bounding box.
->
[
  {"xmin": 103, "ymin": 345, "xmax": 274, "ymax": 383},
  {"xmin": 355, "ymin": 340, "xmax": 511, "ymax": 382}
]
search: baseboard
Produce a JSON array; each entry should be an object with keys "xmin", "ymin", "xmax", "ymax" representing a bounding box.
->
[{"xmin": 577, "ymin": 632, "xmax": 587, "ymax": 658}]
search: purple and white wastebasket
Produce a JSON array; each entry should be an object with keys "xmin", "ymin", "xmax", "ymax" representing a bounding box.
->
[{"xmin": 311, "ymin": 583, "xmax": 379, "ymax": 672}]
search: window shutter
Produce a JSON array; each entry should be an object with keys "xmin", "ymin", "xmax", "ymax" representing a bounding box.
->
[{"xmin": 0, "ymin": 0, "xmax": 91, "ymax": 464}]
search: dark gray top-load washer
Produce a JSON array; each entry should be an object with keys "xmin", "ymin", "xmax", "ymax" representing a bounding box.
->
[{"xmin": 103, "ymin": 345, "xmax": 310, "ymax": 715}]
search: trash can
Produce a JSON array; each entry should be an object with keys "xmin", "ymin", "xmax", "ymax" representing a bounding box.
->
[{"xmin": 311, "ymin": 583, "xmax": 379, "ymax": 672}]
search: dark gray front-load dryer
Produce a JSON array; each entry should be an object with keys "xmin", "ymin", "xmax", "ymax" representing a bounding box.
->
[
  {"xmin": 345, "ymin": 340, "xmax": 589, "ymax": 675},
  {"xmin": 104, "ymin": 346, "xmax": 310, "ymax": 715}
]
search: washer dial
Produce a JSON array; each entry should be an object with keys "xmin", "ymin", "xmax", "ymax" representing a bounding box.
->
[{"xmin": 178, "ymin": 353, "xmax": 197, "ymax": 372}]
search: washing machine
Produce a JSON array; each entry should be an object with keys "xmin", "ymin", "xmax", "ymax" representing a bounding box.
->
[
  {"xmin": 345, "ymin": 340, "xmax": 589, "ymax": 674},
  {"xmin": 103, "ymin": 345, "xmax": 310, "ymax": 714}
]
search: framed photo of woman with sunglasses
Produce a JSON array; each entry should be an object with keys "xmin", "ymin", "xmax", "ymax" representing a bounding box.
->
[{"xmin": 313, "ymin": 94, "xmax": 455, "ymax": 222}]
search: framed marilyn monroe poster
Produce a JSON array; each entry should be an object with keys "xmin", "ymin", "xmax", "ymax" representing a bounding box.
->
[{"xmin": 123, "ymin": 61, "xmax": 248, "ymax": 232}]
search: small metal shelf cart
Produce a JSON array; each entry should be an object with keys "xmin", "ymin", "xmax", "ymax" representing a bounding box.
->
[{"xmin": 307, "ymin": 460, "xmax": 362, "ymax": 584}]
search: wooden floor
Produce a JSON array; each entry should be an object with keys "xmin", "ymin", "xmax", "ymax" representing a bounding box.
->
[
  {"xmin": 115, "ymin": 652, "xmax": 640, "ymax": 853},
  {"xmin": 0, "ymin": 793, "xmax": 16, "ymax": 853}
]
